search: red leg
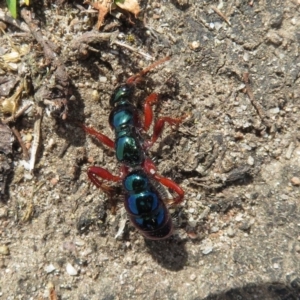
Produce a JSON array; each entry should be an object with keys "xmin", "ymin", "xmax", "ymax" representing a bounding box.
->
[
  {"xmin": 153, "ymin": 173, "xmax": 184, "ymax": 205},
  {"xmin": 82, "ymin": 125, "xmax": 115, "ymax": 149},
  {"xmin": 88, "ymin": 166, "xmax": 121, "ymax": 193},
  {"xmin": 142, "ymin": 158, "xmax": 184, "ymax": 205},
  {"xmin": 126, "ymin": 57, "xmax": 171, "ymax": 85},
  {"xmin": 119, "ymin": 164, "xmax": 129, "ymax": 178},
  {"xmin": 142, "ymin": 157, "xmax": 158, "ymax": 175},
  {"xmin": 143, "ymin": 93, "xmax": 158, "ymax": 132},
  {"xmin": 144, "ymin": 115, "xmax": 187, "ymax": 149}
]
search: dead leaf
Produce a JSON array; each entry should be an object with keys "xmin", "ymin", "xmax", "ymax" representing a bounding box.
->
[
  {"xmin": 91, "ymin": 0, "xmax": 116, "ymax": 29},
  {"xmin": 1, "ymin": 79, "xmax": 24, "ymax": 115},
  {"xmin": 115, "ymin": 0, "xmax": 140, "ymax": 17},
  {"xmin": 90, "ymin": 0, "xmax": 140, "ymax": 29}
]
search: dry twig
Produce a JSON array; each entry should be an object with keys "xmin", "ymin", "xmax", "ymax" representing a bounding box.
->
[
  {"xmin": 211, "ymin": 6, "xmax": 231, "ymax": 26},
  {"xmin": 112, "ymin": 41, "xmax": 153, "ymax": 60},
  {"xmin": 3, "ymin": 102, "xmax": 32, "ymax": 124},
  {"xmin": 21, "ymin": 107, "xmax": 43, "ymax": 172},
  {"xmin": 20, "ymin": 8, "xmax": 70, "ymax": 119},
  {"xmin": 243, "ymin": 73, "xmax": 272, "ymax": 129},
  {"xmin": 11, "ymin": 126, "xmax": 29, "ymax": 160},
  {"xmin": 0, "ymin": 8, "xmax": 30, "ymax": 32},
  {"xmin": 70, "ymin": 31, "xmax": 115, "ymax": 58},
  {"xmin": 58, "ymin": 141, "xmax": 71, "ymax": 158}
]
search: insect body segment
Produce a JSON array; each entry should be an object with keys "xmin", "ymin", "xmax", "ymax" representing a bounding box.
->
[
  {"xmin": 109, "ymin": 97, "xmax": 143, "ymax": 167},
  {"xmin": 123, "ymin": 170, "xmax": 173, "ymax": 240},
  {"xmin": 109, "ymin": 84, "xmax": 134, "ymax": 107},
  {"xmin": 83, "ymin": 57, "xmax": 185, "ymax": 239}
]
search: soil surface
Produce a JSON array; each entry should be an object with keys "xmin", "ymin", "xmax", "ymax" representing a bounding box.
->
[{"xmin": 1, "ymin": 1, "xmax": 300, "ymax": 299}]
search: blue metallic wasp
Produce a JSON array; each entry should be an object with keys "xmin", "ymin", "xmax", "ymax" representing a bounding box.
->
[{"xmin": 83, "ymin": 57, "xmax": 186, "ymax": 239}]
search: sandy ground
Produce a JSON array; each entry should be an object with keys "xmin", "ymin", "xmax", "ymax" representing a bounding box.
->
[{"xmin": 1, "ymin": 1, "xmax": 300, "ymax": 299}]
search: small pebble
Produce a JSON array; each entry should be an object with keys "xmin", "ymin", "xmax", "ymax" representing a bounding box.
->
[
  {"xmin": 45, "ymin": 138, "xmax": 55, "ymax": 150},
  {"xmin": 74, "ymin": 238, "xmax": 85, "ymax": 246},
  {"xmin": 87, "ymin": 157, "xmax": 94, "ymax": 164},
  {"xmin": 0, "ymin": 207, "xmax": 8, "ymax": 219},
  {"xmin": 50, "ymin": 177, "xmax": 59, "ymax": 185},
  {"xmin": 202, "ymin": 246, "xmax": 213, "ymax": 255},
  {"xmin": 243, "ymin": 52, "xmax": 249, "ymax": 62},
  {"xmin": 189, "ymin": 41, "xmax": 200, "ymax": 50},
  {"xmin": 91, "ymin": 90, "xmax": 100, "ymax": 101},
  {"xmin": 188, "ymin": 218, "xmax": 197, "ymax": 228},
  {"xmin": 66, "ymin": 263, "xmax": 78, "ymax": 276},
  {"xmin": 187, "ymin": 231, "xmax": 198, "ymax": 239},
  {"xmin": 247, "ymin": 156, "xmax": 254, "ymax": 165},
  {"xmin": 123, "ymin": 254, "xmax": 136, "ymax": 265},
  {"xmin": 273, "ymin": 263, "xmax": 280, "ymax": 269},
  {"xmin": 227, "ymin": 227, "xmax": 236, "ymax": 237},
  {"xmin": 280, "ymin": 194, "xmax": 289, "ymax": 200},
  {"xmin": 117, "ymin": 33, "xmax": 125, "ymax": 40},
  {"xmin": 190, "ymin": 274, "xmax": 197, "ymax": 281},
  {"xmin": 45, "ymin": 264, "xmax": 56, "ymax": 274},
  {"xmin": 80, "ymin": 248, "xmax": 93, "ymax": 257},
  {"xmin": 99, "ymin": 76, "xmax": 108, "ymax": 83},
  {"xmin": 198, "ymin": 207, "xmax": 210, "ymax": 219},
  {"xmin": 266, "ymin": 31, "xmax": 283, "ymax": 45},
  {"xmin": 269, "ymin": 107, "xmax": 280, "ymax": 114},
  {"xmin": 239, "ymin": 221, "xmax": 251, "ymax": 231},
  {"xmin": 25, "ymin": 133, "xmax": 33, "ymax": 142},
  {"xmin": 214, "ymin": 22, "xmax": 222, "ymax": 31},
  {"xmin": 0, "ymin": 245, "xmax": 10, "ymax": 255},
  {"xmin": 291, "ymin": 177, "xmax": 300, "ymax": 186},
  {"xmin": 188, "ymin": 208, "xmax": 195, "ymax": 214},
  {"xmin": 285, "ymin": 142, "xmax": 295, "ymax": 159},
  {"xmin": 211, "ymin": 226, "xmax": 219, "ymax": 233},
  {"xmin": 23, "ymin": 172, "xmax": 33, "ymax": 180},
  {"xmin": 235, "ymin": 213, "xmax": 244, "ymax": 222}
]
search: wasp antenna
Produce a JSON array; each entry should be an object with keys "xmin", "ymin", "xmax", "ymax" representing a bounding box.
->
[{"xmin": 126, "ymin": 56, "xmax": 171, "ymax": 85}]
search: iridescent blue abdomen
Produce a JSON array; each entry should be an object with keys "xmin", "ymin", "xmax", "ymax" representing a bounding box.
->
[{"xmin": 123, "ymin": 170, "xmax": 173, "ymax": 240}]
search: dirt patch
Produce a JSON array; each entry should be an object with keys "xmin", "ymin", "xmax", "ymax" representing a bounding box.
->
[{"xmin": 1, "ymin": 1, "xmax": 300, "ymax": 299}]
